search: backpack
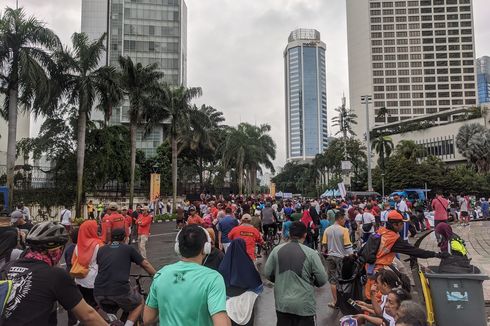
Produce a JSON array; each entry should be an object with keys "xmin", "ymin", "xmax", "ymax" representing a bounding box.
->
[
  {"xmin": 361, "ymin": 214, "xmax": 374, "ymax": 233},
  {"xmin": 358, "ymin": 233, "xmax": 381, "ymax": 265},
  {"xmin": 449, "ymin": 234, "xmax": 468, "ymax": 257}
]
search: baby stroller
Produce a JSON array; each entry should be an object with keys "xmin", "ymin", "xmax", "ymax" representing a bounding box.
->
[{"xmin": 336, "ymin": 255, "xmax": 365, "ymax": 315}]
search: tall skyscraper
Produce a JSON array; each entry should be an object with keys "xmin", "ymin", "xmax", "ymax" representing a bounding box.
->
[
  {"xmin": 346, "ymin": 0, "xmax": 477, "ymax": 137},
  {"xmin": 81, "ymin": 0, "xmax": 187, "ymax": 156},
  {"xmin": 284, "ymin": 29, "xmax": 328, "ymax": 162},
  {"xmin": 476, "ymin": 56, "xmax": 490, "ymax": 104}
]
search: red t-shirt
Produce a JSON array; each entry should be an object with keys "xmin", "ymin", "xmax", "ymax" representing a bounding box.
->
[
  {"xmin": 187, "ymin": 215, "xmax": 203, "ymax": 225},
  {"xmin": 136, "ymin": 214, "xmax": 153, "ymax": 235},
  {"xmin": 371, "ymin": 205, "xmax": 381, "ymax": 217},
  {"xmin": 101, "ymin": 213, "xmax": 126, "ymax": 242},
  {"xmin": 124, "ymin": 215, "xmax": 132, "ymax": 236},
  {"xmin": 228, "ymin": 225, "xmax": 264, "ymax": 260}
]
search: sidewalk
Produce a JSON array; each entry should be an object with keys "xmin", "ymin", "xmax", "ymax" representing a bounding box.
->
[{"xmin": 418, "ymin": 220, "xmax": 490, "ymax": 301}]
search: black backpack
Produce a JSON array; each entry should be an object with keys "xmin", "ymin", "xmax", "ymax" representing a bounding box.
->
[{"xmin": 358, "ymin": 233, "xmax": 381, "ymax": 265}]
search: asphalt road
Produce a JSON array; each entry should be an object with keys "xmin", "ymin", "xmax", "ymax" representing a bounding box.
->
[{"xmin": 58, "ymin": 221, "xmax": 341, "ymax": 325}]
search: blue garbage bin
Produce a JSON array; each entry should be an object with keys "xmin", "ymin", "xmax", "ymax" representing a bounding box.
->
[{"xmin": 425, "ymin": 272, "xmax": 489, "ymax": 326}]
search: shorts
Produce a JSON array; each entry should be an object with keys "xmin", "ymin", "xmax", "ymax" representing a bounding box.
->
[
  {"xmin": 326, "ymin": 255, "xmax": 342, "ymax": 284},
  {"xmin": 460, "ymin": 211, "xmax": 469, "ymax": 217},
  {"xmin": 95, "ymin": 288, "xmax": 143, "ymax": 313}
]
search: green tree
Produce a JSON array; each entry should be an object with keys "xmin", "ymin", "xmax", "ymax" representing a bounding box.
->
[
  {"xmin": 54, "ymin": 33, "xmax": 120, "ymax": 216},
  {"xmin": 155, "ymin": 85, "xmax": 202, "ymax": 209},
  {"xmin": 395, "ymin": 140, "xmax": 425, "ymax": 160},
  {"xmin": 456, "ymin": 123, "xmax": 490, "ymax": 173},
  {"xmin": 180, "ymin": 105, "xmax": 225, "ymax": 190},
  {"xmin": 118, "ymin": 56, "xmax": 162, "ymax": 207},
  {"xmin": 331, "ymin": 100, "xmax": 358, "ymax": 138},
  {"xmin": 372, "ymin": 135, "xmax": 394, "ymax": 170},
  {"xmin": 0, "ymin": 7, "xmax": 61, "ymax": 209}
]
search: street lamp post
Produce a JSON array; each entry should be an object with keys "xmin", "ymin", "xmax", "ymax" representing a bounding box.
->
[{"xmin": 361, "ymin": 95, "xmax": 373, "ymax": 191}]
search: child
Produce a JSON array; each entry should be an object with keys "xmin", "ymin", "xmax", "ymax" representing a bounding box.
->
[
  {"xmin": 319, "ymin": 213, "xmax": 330, "ymax": 242},
  {"xmin": 282, "ymin": 215, "xmax": 292, "ymax": 240},
  {"xmin": 380, "ymin": 202, "xmax": 391, "ymax": 227}
]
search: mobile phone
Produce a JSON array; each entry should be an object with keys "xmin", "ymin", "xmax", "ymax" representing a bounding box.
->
[{"xmin": 347, "ymin": 298, "xmax": 362, "ymax": 311}]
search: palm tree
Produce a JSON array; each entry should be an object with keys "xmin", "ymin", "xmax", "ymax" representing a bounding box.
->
[
  {"xmin": 54, "ymin": 33, "xmax": 120, "ymax": 217},
  {"xmin": 222, "ymin": 124, "xmax": 249, "ymax": 195},
  {"xmin": 376, "ymin": 107, "xmax": 389, "ymax": 124},
  {"xmin": 118, "ymin": 56, "xmax": 162, "ymax": 207},
  {"xmin": 157, "ymin": 85, "xmax": 202, "ymax": 209},
  {"xmin": 243, "ymin": 124, "xmax": 276, "ymax": 194},
  {"xmin": 181, "ymin": 105, "xmax": 225, "ymax": 189},
  {"xmin": 372, "ymin": 135, "xmax": 394, "ymax": 171},
  {"xmin": 331, "ymin": 101, "xmax": 358, "ymax": 138},
  {"xmin": 0, "ymin": 8, "xmax": 61, "ymax": 209},
  {"xmin": 456, "ymin": 123, "xmax": 490, "ymax": 173},
  {"xmin": 395, "ymin": 140, "xmax": 425, "ymax": 160}
]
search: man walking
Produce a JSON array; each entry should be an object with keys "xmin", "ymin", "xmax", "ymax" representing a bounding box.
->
[
  {"xmin": 217, "ymin": 207, "xmax": 238, "ymax": 253},
  {"xmin": 265, "ymin": 222, "xmax": 327, "ymax": 326},
  {"xmin": 322, "ymin": 210, "xmax": 353, "ymax": 309},
  {"xmin": 431, "ymin": 191, "xmax": 449, "ymax": 227},
  {"xmin": 143, "ymin": 225, "xmax": 230, "ymax": 326},
  {"xmin": 228, "ymin": 213, "xmax": 264, "ymax": 261},
  {"xmin": 136, "ymin": 206, "xmax": 152, "ymax": 259}
]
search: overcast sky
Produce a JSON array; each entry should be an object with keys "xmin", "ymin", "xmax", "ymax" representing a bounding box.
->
[{"xmin": 6, "ymin": 0, "xmax": 490, "ymax": 169}]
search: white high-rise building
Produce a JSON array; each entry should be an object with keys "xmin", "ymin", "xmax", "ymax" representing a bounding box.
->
[
  {"xmin": 284, "ymin": 29, "xmax": 328, "ymax": 162},
  {"xmin": 346, "ymin": 0, "xmax": 477, "ymax": 137},
  {"xmin": 81, "ymin": 0, "xmax": 187, "ymax": 157}
]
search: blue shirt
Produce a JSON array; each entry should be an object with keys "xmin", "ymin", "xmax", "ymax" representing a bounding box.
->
[
  {"xmin": 482, "ymin": 201, "xmax": 489, "ymax": 213},
  {"xmin": 283, "ymin": 207, "xmax": 294, "ymax": 216},
  {"xmin": 217, "ymin": 216, "xmax": 239, "ymax": 243},
  {"xmin": 282, "ymin": 220, "xmax": 293, "ymax": 238},
  {"xmin": 319, "ymin": 220, "xmax": 330, "ymax": 239}
]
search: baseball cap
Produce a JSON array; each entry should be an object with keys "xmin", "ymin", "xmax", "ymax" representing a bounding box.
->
[
  {"xmin": 121, "ymin": 206, "xmax": 128, "ymax": 211},
  {"xmin": 10, "ymin": 210, "xmax": 24, "ymax": 223},
  {"xmin": 387, "ymin": 210, "xmax": 408, "ymax": 222},
  {"xmin": 142, "ymin": 206, "xmax": 150, "ymax": 211},
  {"xmin": 241, "ymin": 214, "xmax": 252, "ymax": 222},
  {"xmin": 108, "ymin": 202, "xmax": 119, "ymax": 211}
]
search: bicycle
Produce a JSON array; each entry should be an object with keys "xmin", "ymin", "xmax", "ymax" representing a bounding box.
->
[
  {"xmin": 35, "ymin": 208, "xmax": 57, "ymax": 222},
  {"xmin": 263, "ymin": 225, "xmax": 281, "ymax": 255},
  {"xmin": 98, "ymin": 274, "xmax": 153, "ymax": 325}
]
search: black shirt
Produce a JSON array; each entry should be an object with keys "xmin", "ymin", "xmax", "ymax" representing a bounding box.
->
[
  {"xmin": 94, "ymin": 242, "xmax": 144, "ymax": 296},
  {"xmin": 3, "ymin": 259, "xmax": 82, "ymax": 326}
]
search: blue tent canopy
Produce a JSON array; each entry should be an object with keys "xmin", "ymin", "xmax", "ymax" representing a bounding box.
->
[{"xmin": 320, "ymin": 189, "xmax": 341, "ymax": 198}]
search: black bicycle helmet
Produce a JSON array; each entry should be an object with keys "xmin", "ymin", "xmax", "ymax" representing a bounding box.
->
[{"xmin": 26, "ymin": 221, "xmax": 69, "ymax": 249}]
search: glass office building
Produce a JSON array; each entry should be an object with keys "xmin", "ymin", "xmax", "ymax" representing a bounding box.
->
[
  {"xmin": 284, "ymin": 29, "xmax": 328, "ymax": 162},
  {"xmin": 477, "ymin": 56, "xmax": 490, "ymax": 104},
  {"xmin": 82, "ymin": 0, "xmax": 187, "ymax": 157}
]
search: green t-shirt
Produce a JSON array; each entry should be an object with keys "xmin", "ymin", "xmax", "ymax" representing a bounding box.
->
[{"xmin": 146, "ymin": 261, "xmax": 227, "ymax": 326}]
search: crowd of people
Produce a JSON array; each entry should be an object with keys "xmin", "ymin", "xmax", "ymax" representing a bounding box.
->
[{"xmin": 0, "ymin": 191, "xmax": 478, "ymax": 326}]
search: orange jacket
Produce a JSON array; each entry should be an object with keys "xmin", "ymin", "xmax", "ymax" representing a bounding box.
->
[{"xmin": 375, "ymin": 226, "xmax": 400, "ymax": 268}]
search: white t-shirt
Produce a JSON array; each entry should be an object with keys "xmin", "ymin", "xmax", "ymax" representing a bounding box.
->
[
  {"xmin": 396, "ymin": 200, "xmax": 408, "ymax": 212},
  {"xmin": 60, "ymin": 209, "xmax": 72, "ymax": 226},
  {"xmin": 74, "ymin": 244, "xmax": 99, "ymax": 289},
  {"xmin": 380, "ymin": 210, "xmax": 390, "ymax": 222},
  {"xmin": 356, "ymin": 212, "xmax": 375, "ymax": 233}
]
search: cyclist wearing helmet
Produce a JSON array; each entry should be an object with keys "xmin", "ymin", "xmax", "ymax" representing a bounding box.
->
[{"xmin": 1, "ymin": 221, "xmax": 107, "ymax": 326}]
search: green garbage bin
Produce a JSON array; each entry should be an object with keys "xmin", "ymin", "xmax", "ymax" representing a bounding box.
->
[{"xmin": 425, "ymin": 272, "xmax": 489, "ymax": 326}]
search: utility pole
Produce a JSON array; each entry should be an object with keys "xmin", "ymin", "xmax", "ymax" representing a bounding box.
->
[{"xmin": 361, "ymin": 95, "xmax": 372, "ymax": 191}]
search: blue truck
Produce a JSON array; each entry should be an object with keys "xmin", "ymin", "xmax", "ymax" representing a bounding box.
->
[{"xmin": 389, "ymin": 188, "xmax": 430, "ymax": 203}]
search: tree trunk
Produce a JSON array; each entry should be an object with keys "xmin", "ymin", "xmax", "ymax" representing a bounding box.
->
[
  {"xmin": 251, "ymin": 167, "xmax": 257, "ymax": 195},
  {"xmin": 76, "ymin": 107, "xmax": 87, "ymax": 218},
  {"xmin": 238, "ymin": 160, "xmax": 244, "ymax": 196},
  {"xmin": 171, "ymin": 135, "xmax": 178, "ymax": 211},
  {"xmin": 129, "ymin": 123, "xmax": 137, "ymax": 208},
  {"xmin": 6, "ymin": 87, "xmax": 18, "ymax": 211},
  {"xmin": 199, "ymin": 155, "xmax": 203, "ymax": 191}
]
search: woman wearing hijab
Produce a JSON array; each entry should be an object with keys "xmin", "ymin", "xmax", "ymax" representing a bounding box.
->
[
  {"xmin": 219, "ymin": 238, "xmax": 262, "ymax": 326},
  {"xmin": 72, "ymin": 220, "xmax": 104, "ymax": 308}
]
